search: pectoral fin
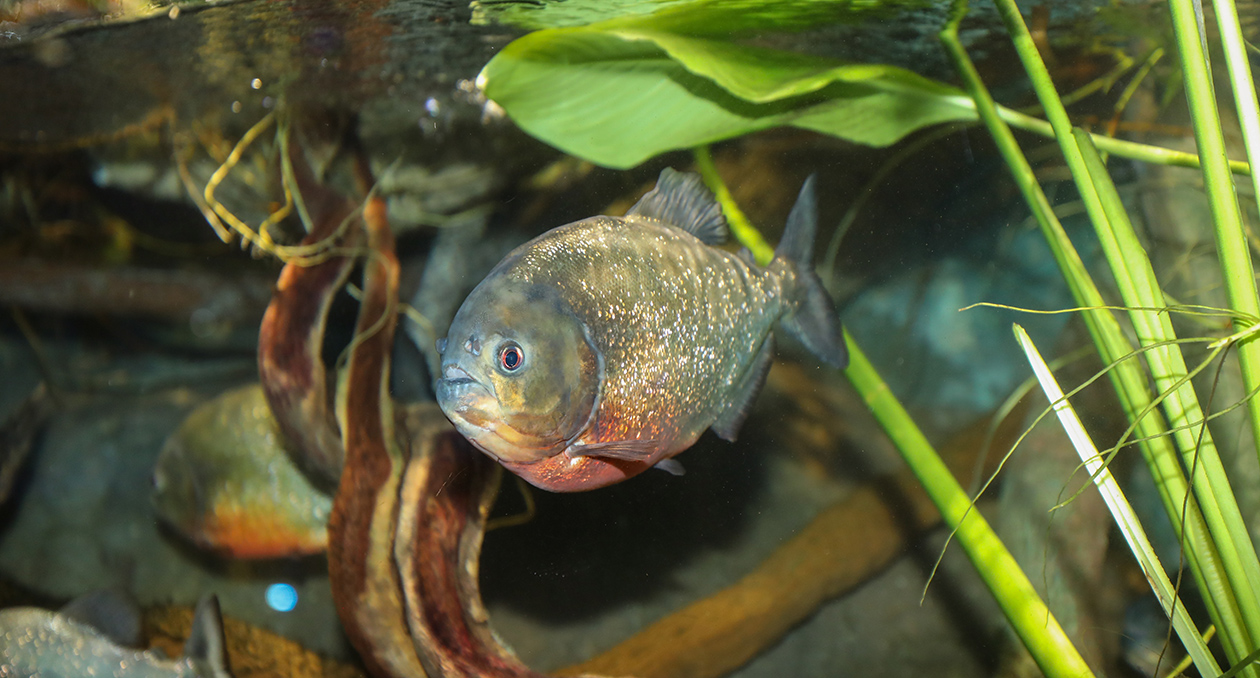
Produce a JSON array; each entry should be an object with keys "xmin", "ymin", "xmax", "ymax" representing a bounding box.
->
[
  {"xmin": 711, "ymin": 335, "xmax": 774, "ymax": 442},
  {"xmin": 567, "ymin": 439, "xmax": 660, "ymax": 462}
]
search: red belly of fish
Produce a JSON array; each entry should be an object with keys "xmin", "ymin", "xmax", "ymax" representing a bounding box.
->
[{"xmin": 501, "ymin": 454, "xmax": 649, "ymax": 492}]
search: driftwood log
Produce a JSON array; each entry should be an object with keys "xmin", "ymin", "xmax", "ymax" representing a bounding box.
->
[{"xmin": 561, "ymin": 408, "xmax": 1021, "ymax": 678}]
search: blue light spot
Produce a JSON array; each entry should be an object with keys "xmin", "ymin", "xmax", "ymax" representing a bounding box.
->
[{"xmin": 265, "ymin": 583, "xmax": 298, "ymax": 612}]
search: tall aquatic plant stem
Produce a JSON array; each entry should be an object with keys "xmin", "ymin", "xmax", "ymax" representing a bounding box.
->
[
  {"xmin": 1170, "ymin": 0, "xmax": 1260, "ymax": 475},
  {"xmin": 942, "ymin": 0, "xmax": 1258, "ymax": 670},
  {"xmin": 1207, "ymin": 0, "xmax": 1260, "ymax": 470},
  {"xmin": 996, "ymin": 107, "xmax": 1252, "ymax": 174},
  {"xmin": 697, "ymin": 139, "xmax": 1091, "ymax": 678},
  {"xmin": 1075, "ymin": 128, "xmax": 1260, "ymax": 671},
  {"xmin": 1015, "ymin": 324, "xmax": 1221, "ymax": 677},
  {"xmin": 843, "ymin": 335, "xmax": 1094, "ymax": 678},
  {"xmin": 693, "ymin": 146, "xmax": 775, "ymax": 265},
  {"xmin": 987, "ymin": 0, "xmax": 1260, "ymax": 662}
]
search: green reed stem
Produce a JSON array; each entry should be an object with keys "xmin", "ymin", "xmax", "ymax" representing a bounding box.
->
[
  {"xmin": 1170, "ymin": 0, "xmax": 1260, "ymax": 471},
  {"xmin": 942, "ymin": 0, "xmax": 1255, "ymax": 674},
  {"xmin": 1207, "ymin": 0, "xmax": 1260, "ymax": 483},
  {"xmin": 1075, "ymin": 128, "xmax": 1259, "ymax": 673},
  {"xmin": 992, "ymin": 0, "xmax": 1260, "ymax": 662},
  {"xmin": 844, "ymin": 332, "xmax": 1094, "ymax": 678},
  {"xmin": 996, "ymin": 106, "xmax": 1250, "ymax": 175},
  {"xmin": 695, "ymin": 128, "xmax": 1090, "ymax": 676},
  {"xmin": 693, "ymin": 146, "xmax": 775, "ymax": 264}
]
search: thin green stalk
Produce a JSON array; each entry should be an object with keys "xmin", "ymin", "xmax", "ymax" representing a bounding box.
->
[
  {"xmin": 1076, "ymin": 127, "xmax": 1260, "ymax": 651},
  {"xmin": 986, "ymin": 0, "xmax": 1260, "ymax": 662},
  {"xmin": 994, "ymin": 105, "xmax": 1251, "ymax": 175},
  {"xmin": 941, "ymin": 0, "xmax": 1253, "ymax": 669},
  {"xmin": 1214, "ymin": 0, "xmax": 1260, "ymax": 203},
  {"xmin": 1169, "ymin": 0, "xmax": 1260, "ymax": 476},
  {"xmin": 697, "ymin": 133, "xmax": 1092, "ymax": 676},
  {"xmin": 693, "ymin": 146, "xmax": 774, "ymax": 264},
  {"xmin": 1209, "ymin": 0, "xmax": 1260, "ymax": 475},
  {"xmin": 845, "ymin": 333, "xmax": 1094, "ymax": 678}
]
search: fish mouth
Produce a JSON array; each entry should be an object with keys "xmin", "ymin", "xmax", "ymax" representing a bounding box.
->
[
  {"xmin": 440, "ymin": 363, "xmax": 478, "ymax": 387},
  {"xmin": 433, "ymin": 362, "xmax": 556, "ymax": 465},
  {"xmin": 434, "ymin": 362, "xmax": 493, "ymax": 423}
]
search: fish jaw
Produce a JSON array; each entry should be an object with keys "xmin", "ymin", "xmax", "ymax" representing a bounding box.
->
[
  {"xmin": 435, "ymin": 362, "xmax": 558, "ymax": 464},
  {"xmin": 434, "ymin": 349, "xmax": 631, "ymax": 490},
  {"xmin": 150, "ymin": 440, "xmax": 205, "ymax": 535},
  {"xmin": 500, "ymin": 453, "xmax": 650, "ymax": 492}
]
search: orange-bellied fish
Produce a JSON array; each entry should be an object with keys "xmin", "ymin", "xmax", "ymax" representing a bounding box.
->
[
  {"xmin": 434, "ymin": 169, "xmax": 847, "ymax": 492},
  {"xmin": 0, "ymin": 591, "xmax": 232, "ymax": 678},
  {"xmin": 151, "ymin": 384, "xmax": 332, "ymax": 559}
]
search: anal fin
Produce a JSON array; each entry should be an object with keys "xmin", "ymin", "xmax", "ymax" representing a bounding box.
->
[
  {"xmin": 711, "ymin": 335, "xmax": 774, "ymax": 442},
  {"xmin": 654, "ymin": 458, "xmax": 685, "ymax": 476}
]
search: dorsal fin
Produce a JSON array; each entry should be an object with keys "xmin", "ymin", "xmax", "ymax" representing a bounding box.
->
[
  {"xmin": 626, "ymin": 168, "xmax": 728, "ymax": 245},
  {"xmin": 60, "ymin": 590, "xmax": 143, "ymax": 648},
  {"xmin": 183, "ymin": 594, "xmax": 233, "ymax": 678}
]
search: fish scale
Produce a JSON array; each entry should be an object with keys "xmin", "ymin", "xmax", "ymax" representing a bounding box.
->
[{"xmin": 512, "ymin": 215, "xmax": 782, "ymax": 447}]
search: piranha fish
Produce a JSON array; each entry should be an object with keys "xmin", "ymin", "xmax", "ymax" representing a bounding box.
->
[
  {"xmin": 0, "ymin": 591, "xmax": 232, "ymax": 678},
  {"xmin": 435, "ymin": 169, "xmax": 847, "ymax": 492},
  {"xmin": 151, "ymin": 384, "xmax": 332, "ymax": 559}
]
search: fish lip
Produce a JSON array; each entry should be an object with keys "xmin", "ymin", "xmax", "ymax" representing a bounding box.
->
[
  {"xmin": 435, "ymin": 362, "xmax": 495, "ymax": 414},
  {"xmin": 439, "ymin": 363, "xmax": 478, "ymax": 387}
]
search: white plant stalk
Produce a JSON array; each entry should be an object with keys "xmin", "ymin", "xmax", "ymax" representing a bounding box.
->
[{"xmin": 1013, "ymin": 324, "xmax": 1220, "ymax": 676}]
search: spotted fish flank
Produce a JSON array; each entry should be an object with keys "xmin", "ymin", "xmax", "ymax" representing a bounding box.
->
[
  {"xmin": 435, "ymin": 169, "xmax": 847, "ymax": 492},
  {"xmin": 151, "ymin": 384, "xmax": 332, "ymax": 559}
]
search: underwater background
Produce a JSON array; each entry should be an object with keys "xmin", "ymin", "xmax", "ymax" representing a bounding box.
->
[{"xmin": 1, "ymin": 0, "xmax": 1256, "ymax": 676}]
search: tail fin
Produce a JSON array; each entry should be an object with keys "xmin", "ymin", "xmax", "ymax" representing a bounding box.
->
[{"xmin": 775, "ymin": 175, "xmax": 848, "ymax": 369}]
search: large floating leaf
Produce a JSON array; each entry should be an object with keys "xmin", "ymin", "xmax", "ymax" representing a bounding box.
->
[{"xmin": 480, "ymin": 25, "xmax": 978, "ymax": 169}]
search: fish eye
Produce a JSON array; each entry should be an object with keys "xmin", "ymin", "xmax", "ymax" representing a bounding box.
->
[
  {"xmin": 497, "ymin": 342, "xmax": 525, "ymax": 373},
  {"xmin": 436, "ymin": 337, "xmax": 447, "ymax": 354}
]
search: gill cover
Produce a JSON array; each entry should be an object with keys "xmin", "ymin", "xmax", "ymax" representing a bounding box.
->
[{"xmin": 439, "ymin": 278, "xmax": 602, "ymax": 463}]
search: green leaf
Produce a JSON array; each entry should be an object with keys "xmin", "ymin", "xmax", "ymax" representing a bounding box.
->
[
  {"xmin": 622, "ymin": 30, "xmax": 888, "ymax": 101},
  {"xmin": 480, "ymin": 27, "xmax": 978, "ymax": 169}
]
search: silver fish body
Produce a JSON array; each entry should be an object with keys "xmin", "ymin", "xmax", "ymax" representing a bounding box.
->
[
  {"xmin": 436, "ymin": 169, "xmax": 845, "ymax": 491},
  {"xmin": 0, "ymin": 593, "xmax": 232, "ymax": 678}
]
